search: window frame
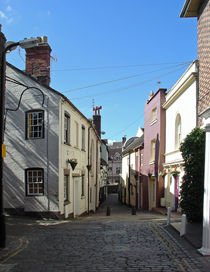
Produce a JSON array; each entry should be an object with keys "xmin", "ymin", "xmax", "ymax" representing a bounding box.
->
[
  {"xmin": 64, "ymin": 112, "xmax": 70, "ymax": 145},
  {"xmin": 151, "ymin": 107, "xmax": 157, "ymax": 124},
  {"xmin": 175, "ymin": 114, "xmax": 181, "ymax": 149},
  {"xmin": 150, "ymin": 139, "xmax": 156, "ymax": 162},
  {"xmin": 75, "ymin": 121, "xmax": 79, "ymax": 148},
  {"xmin": 81, "ymin": 125, "xmax": 85, "ymax": 151},
  {"xmin": 25, "ymin": 110, "xmax": 44, "ymax": 140},
  {"xmin": 116, "ymin": 167, "xmax": 121, "ymax": 175},
  {"xmin": 140, "ymin": 153, "xmax": 143, "ymax": 167},
  {"xmin": 25, "ymin": 168, "xmax": 44, "ymax": 196}
]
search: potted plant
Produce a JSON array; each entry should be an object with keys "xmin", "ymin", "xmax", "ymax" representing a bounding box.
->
[
  {"xmin": 68, "ymin": 159, "xmax": 78, "ymax": 170},
  {"xmin": 159, "ymin": 169, "xmax": 167, "ymax": 177},
  {"xmin": 171, "ymin": 167, "xmax": 180, "ymax": 178}
]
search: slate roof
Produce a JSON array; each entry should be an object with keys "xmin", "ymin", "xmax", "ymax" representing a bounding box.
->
[{"xmin": 122, "ymin": 134, "xmax": 144, "ymax": 155}]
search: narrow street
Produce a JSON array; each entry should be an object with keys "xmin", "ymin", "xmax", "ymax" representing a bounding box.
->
[{"xmin": 0, "ymin": 194, "xmax": 209, "ymax": 272}]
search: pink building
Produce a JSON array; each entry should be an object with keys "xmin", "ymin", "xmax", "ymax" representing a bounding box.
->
[{"xmin": 142, "ymin": 89, "xmax": 166, "ymax": 210}]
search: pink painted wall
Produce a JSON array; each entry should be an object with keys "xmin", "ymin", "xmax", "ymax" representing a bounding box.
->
[{"xmin": 142, "ymin": 88, "xmax": 166, "ymax": 209}]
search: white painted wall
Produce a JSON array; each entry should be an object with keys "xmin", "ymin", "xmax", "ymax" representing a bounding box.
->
[
  {"xmin": 4, "ymin": 65, "xmax": 60, "ymax": 213},
  {"xmin": 163, "ymin": 61, "xmax": 198, "ymax": 209},
  {"xmin": 4, "ymin": 64, "xmax": 101, "ymax": 218}
]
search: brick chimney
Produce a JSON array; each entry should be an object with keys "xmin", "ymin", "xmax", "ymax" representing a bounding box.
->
[
  {"xmin": 122, "ymin": 136, "xmax": 126, "ymax": 145},
  {"xmin": 93, "ymin": 106, "xmax": 102, "ymax": 138},
  {"xmin": 25, "ymin": 36, "xmax": 51, "ymax": 86}
]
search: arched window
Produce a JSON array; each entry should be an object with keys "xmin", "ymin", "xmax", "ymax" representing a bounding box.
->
[{"xmin": 175, "ymin": 114, "xmax": 181, "ymax": 149}]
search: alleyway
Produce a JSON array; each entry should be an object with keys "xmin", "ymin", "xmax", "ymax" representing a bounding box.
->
[{"xmin": 0, "ymin": 194, "xmax": 209, "ymax": 272}]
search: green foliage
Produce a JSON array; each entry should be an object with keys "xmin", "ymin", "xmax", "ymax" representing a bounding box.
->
[{"xmin": 180, "ymin": 127, "xmax": 205, "ymax": 222}]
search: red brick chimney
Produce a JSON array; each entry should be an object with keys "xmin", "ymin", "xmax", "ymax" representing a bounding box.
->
[
  {"xmin": 93, "ymin": 106, "xmax": 102, "ymax": 138},
  {"xmin": 25, "ymin": 36, "xmax": 51, "ymax": 86}
]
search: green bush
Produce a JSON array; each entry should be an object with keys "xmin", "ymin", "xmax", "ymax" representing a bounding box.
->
[{"xmin": 180, "ymin": 127, "xmax": 205, "ymax": 222}]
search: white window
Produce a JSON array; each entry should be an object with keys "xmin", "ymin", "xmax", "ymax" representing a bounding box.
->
[
  {"xmin": 64, "ymin": 113, "xmax": 70, "ymax": 144},
  {"xmin": 26, "ymin": 111, "xmax": 44, "ymax": 139},
  {"xmin": 140, "ymin": 153, "xmax": 143, "ymax": 167},
  {"xmin": 25, "ymin": 168, "xmax": 44, "ymax": 196},
  {"xmin": 75, "ymin": 121, "xmax": 79, "ymax": 148},
  {"xmin": 150, "ymin": 139, "xmax": 156, "ymax": 162},
  {"xmin": 151, "ymin": 107, "xmax": 157, "ymax": 123},
  {"xmin": 175, "ymin": 114, "xmax": 181, "ymax": 149},
  {"xmin": 90, "ymin": 140, "xmax": 95, "ymax": 174}
]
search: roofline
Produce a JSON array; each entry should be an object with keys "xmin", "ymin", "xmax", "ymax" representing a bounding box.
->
[
  {"xmin": 6, "ymin": 62, "xmax": 102, "ymax": 142},
  {"xmin": 147, "ymin": 88, "xmax": 167, "ymax": 104},
  {"xmin": 180, "ymin": 0, "xmax": 204, "ymax": 18}
]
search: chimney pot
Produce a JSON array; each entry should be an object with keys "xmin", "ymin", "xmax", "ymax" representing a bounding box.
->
[{"xmin": 25, "ymin": 36, "xmax": 51, "ymax": 87}]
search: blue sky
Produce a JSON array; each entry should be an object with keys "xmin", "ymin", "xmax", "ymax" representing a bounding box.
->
[{"xmin": 1, "ymin": 0, "xmax": 197, "ymax": 143}]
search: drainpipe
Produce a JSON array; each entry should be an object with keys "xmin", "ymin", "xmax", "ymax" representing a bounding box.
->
[
  {"xmin": 46, "ymin": 96, "xmax": 50, "ymax": 212},
  {"xmin": 128, "ymin": 153, "xmax": 131, "ymax": 206},
  {"xmin": 88, "ymin": 126, "xmax": 91, "ymax": 214},
  {"xmin": 196, "ymin": 61, "xmax": 199, "ymax": 127},
  {"xmin": 95, "ymin": 139, "xmax": 98, "ymax": 211}
]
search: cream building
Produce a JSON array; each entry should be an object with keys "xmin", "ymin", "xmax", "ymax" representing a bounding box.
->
[{"xmin": 3, "ymin": 37, "xmax": 101, "ymax": 218}]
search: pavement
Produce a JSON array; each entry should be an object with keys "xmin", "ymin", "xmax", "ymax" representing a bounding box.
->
[
  {"xmin": 0, "ymin": 193, "xmax": 209, "ymax": 272},
  {"xmin": 153, "ymin": 207, "xmax": 203, "ymax": 249}
]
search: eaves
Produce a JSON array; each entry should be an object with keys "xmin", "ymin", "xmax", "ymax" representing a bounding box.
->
[{"xmin": 162, "ymin": 72, "xmax": 198, "ymax": 110}]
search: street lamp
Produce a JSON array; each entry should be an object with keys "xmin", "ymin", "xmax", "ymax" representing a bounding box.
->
[{"xmin": 0, "ymin": 36, "xmax": 40, "ymax": 248}]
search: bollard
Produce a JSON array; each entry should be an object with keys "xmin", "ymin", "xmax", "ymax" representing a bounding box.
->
[
  {"xmin": 106, "ymin": 206, "xmax": 111, "ymax": 216},
  {"xmin": 167, "ymin": 207, "xmax": 171, "ymax": 226},
  {"xmin": 132, "ymin": 206, "xmax": 136, "ymax": 215},
  {"xmin": 180, "ymin": 214, "xmax": 187, "ymax": 237}
]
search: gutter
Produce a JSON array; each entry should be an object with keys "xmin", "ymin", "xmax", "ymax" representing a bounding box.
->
[{"xmin": 180, "ymin": 0, "xmax": 191, "ymax": 17}]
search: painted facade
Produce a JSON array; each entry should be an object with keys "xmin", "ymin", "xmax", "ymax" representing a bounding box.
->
[
  {"xmin": 3, "ymin": 55, "xmax": 101, "ymax": 218},
  {"xmin": 181, "ymin": 0, "xmax": 210, "ymax": 255},
  {"xmin": 142, "ymin": 89, "xmax": 166, "ymax": 210},
  {"xmin": 108, "ymin": 141, "xmax": 123, "ymax": 185},
  {"xmin": 162, "ymin": 61, "xmax": 198, "ymax": 211},
  {"xmin": 99, "ymin": 139, "xmax": 109, "ymax": 203},
  {"xmin": 120, "ymin": 128, "xmax": 144, "ymax": 208}
]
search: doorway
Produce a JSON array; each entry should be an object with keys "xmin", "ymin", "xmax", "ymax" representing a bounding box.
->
[
  {"xmin": 73, "ymin": 177, "xmax": 80, "ymax": 217},
  {"xmin": 148, "ymin": 178, "xmax": 156, "ymax": 210}
]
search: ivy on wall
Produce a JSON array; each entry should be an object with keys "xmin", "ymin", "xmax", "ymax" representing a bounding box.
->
[{"xmin": 180, "ymin": 127, "xmax": 205, "ymax": 222}]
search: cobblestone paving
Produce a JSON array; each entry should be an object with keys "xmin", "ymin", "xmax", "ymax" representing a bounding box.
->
[{"xmin": 0, "ymin": 219, "xmax": 205, "ymax": 272}]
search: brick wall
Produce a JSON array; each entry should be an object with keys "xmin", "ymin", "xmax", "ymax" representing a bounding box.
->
[
  {"xmin": 198, "ymin": 0, "xmax": 210, "ymax": 119},
  {"xmin": 25, "ymin": 38, "xmax": 51, "ymax": 87}
]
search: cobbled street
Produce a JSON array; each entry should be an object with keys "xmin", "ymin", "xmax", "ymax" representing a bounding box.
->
[{"xmin": 0, "ymin": 194, "xmax": 209, "ymax": 272}]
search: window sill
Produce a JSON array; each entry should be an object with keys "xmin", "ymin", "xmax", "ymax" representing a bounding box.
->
[
  {"xmin": 64, "ymin": 142, "xmax": 71, "ymax": 146},
  {"xmin": 149, "ymin": 160, "xmax": 155, "ymax": 165},
  {"xmin": 81, "ymin": 196, "xmax": 85, "ymax": 199},
  {"xmin": 81, "ymin": 149, "xmax": 86, "ymax": 152},
  {"xmin": 64, "ymin": 200, "xmax": 71, "ymax": 205},
  {"xmin": 25, "ymin": 195, "xmax": 44, "ymax": 198},
  {"xmin": 26, "ymin": 137, "xmax": 44, "ymax": 141}
]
